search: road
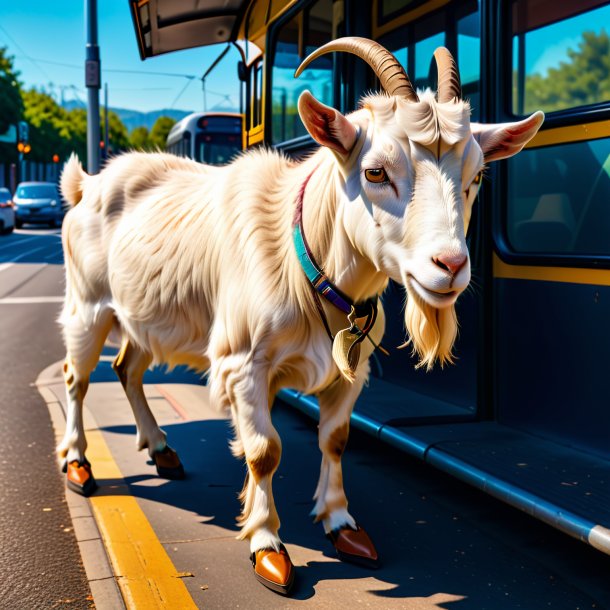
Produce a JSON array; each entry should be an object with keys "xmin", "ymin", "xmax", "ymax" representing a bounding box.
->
[
  {"xmin": 0, "ymin": 229, "xmax": 91, "ymax": 610},
  {"xmin": 1, "ymin": 228, "xmax": 610, "ymax": 610}
]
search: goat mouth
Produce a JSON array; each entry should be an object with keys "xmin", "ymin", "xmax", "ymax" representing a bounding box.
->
[{"xmin": 407, "ymin": 276, "xmax": 458, "ymax": 308}]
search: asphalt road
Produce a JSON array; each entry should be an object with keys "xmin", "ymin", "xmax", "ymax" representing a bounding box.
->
[
  {"xmin": 0, "ymin": 229, "xmax": 91, "ymax": 610},
  {"xmin": 2, "ymin": 228, "xmax": 610, "ymax": 609}
]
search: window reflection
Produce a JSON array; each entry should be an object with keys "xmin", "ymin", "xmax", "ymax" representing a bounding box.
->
[
  {"xmin": 415, "ymin": 32, "xmax": 445, "ymax": 89},
  {"xmin": 271, "ymin": 0, "xmax": 333, "ymax": 144},
  {"xmin": 511, "ymin": 0, "xmax": 610, "ymax": 115},
  {"xmin": 458, "ymin": 10, "xmax": 480, "ymax": 116},
  {"xmin": 507, "ymin": 137, "xmax": 610, "ymax": 254},
  {"xmin": 380, "ymin": 1, "xmax": 480, "ymax": 120}
]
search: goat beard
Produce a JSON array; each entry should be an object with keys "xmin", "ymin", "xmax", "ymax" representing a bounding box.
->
[{"xmin": 401, "ymin": 286, "xmax": 458, "ymax": 371}]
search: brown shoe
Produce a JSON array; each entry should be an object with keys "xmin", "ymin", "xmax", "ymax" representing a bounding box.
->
[
  {"xmin": 66, "ymin": 459, "xmax": 97, "ymax": 496},
  {"xmin": 152, "ymin": 445, "xmax": 185, "ymax": 480},
  {"xmin": 250, "ymin": 544, "xmax": 295, "ymax": 595},
  {"xmin": 327, "ymin": 524, "xmax": 379, "ymax": 568}
]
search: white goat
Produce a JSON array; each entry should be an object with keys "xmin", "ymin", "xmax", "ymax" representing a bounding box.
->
[{"xmin": 57, "ymin": 38, "xmax": 543, "ymax": 594}]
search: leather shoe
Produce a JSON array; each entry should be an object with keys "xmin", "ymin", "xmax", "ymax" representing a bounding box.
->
[
  {"xmin": 251, "ymin": 544, "xmax": 295, "ymax": 595},
  {"xmin": 66, "ymin": 459, "xmax": 97, "ymax": 496},
  {"xmin": 327, "ymin": 524, "xmax": 379, "ymax": 568}
]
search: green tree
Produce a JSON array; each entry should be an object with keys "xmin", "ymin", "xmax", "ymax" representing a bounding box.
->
[
  {"xmin": 64, "ymin": 107, "xmax": 88, "ymax": 161},
  {"xmin": 21, "ymin": 88, "xmax": 71, "ymax": 163},
  {"xmin": 0, "ymin": 47, "xmax": 23, "ymax": 135},
  {"xmin": 524, "ymin": 29, "xmax": 610, "ymax": 113},
  {"xmin": 129, "ymin": 126, "xmax": 150, "ymax": 151},
  {"xmin": 102, "ymin": 109, "xmax": 129, "ymax": 154},
  {"xmin": 148, "ymin": 116, "xmax": 176, "ymax": 150},
  {"xmin": 0, "ymin": 47, "xmax": 23, "ymax": 162}
]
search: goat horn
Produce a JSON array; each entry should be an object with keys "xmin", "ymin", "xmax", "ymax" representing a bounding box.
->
[
  {"xmin": 434, "ymin": 47, "xmax": 461, "ymax": 103},
  {"xmin": 295, "ymin": 36, "xmax": 418, "ymax": 102}
]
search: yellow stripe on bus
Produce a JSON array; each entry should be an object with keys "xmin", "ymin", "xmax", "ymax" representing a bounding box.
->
[
  {"xmin": 86, "ymin": 428, "xmax": 198, "ymax": 610},
  {"xmin": 493, "ymin": 253, "xmax": 610, "ymax": 287},
  {"xmin": 526, "ymin": 120, "xmax": 610, "ymax": 149}
]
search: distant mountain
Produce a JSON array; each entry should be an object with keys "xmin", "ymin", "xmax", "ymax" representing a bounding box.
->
[
  {"xmin": 113, "ymin": 108, "xmax": 194, "ymax": 133},
  {"xmin": 61, "ymin": 100, "xmax": 193, "ymax": 133}
]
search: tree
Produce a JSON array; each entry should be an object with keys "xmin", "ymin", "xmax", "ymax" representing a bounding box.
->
[
  {"xmin": 524, "ymin": 29, "xmax": 610, "ymax": 113},
  {"xmin": 129, "ymin": 126, "xmax": 150, "ymax": 151},
  {"xmin": 21, "ymin": 88, "xmax": 71, "ymax": 163},
  {"xmin": 0, "ymin": 47, "xmax": 23, "ymax": 136},
  {"xmin": 148, "ymin": 116, "xmax": 176, "ymax": 150},
  {"xmin": 64, "ymin": 107, "xmax": 88, "ymax": 161},
  {"xmin": 102, "ymin": 109, "xmax": 129, "ymax": 154}
]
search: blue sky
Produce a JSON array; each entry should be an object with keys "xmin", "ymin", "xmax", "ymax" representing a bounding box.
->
[
  {"xmin": 518, "ymin": 4, "xmax": 610, "ymax": 76},
  {"xmin": 0, "ymin": 0, "xmax": 241, "ymax": 114},
  {"xmin": 2, "ymin": 1, "xmax": 608, "ymax": 116}
]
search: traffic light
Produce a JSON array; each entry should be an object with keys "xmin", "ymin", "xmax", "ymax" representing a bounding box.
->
[
  {"xmin": 17, "ymin": 121, "xmax": 30, "ymax": 155},
  {"xmin": 52, "ymin": 154, "xmax": 60, "ymax": 163}
]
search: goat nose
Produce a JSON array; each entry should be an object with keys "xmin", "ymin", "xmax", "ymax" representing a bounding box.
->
[{"xmin": 432, "ymin": 253, "xmax": 467, "ymax": 276}]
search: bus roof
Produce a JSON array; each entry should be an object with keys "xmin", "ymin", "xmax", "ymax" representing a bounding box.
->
[{"xmin": 129, "ymin": 0, "xmax": 250, "ymax": 59}]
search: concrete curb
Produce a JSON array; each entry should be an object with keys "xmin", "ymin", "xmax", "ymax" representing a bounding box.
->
[{"xmin": 36, "ymin": 361, "xmax": 126, "ymax": 610}]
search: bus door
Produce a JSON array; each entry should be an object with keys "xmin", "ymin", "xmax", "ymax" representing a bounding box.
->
[{"xmin": 493, "ymin": 0, "xmax": 610, "ymax": 461}]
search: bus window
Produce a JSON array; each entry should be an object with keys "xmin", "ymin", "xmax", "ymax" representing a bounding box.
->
[
  {"xmin": 414, "ymin": 31, "xmax": 445, "ymax": 89},
  {"xmin": 511, "ymin": 0, "xmax": 610, "ymax": 115},
  {"xmin": 457, "ymin": 9, "xmax": 480, "ymax": 116},
  {"xmin": 506, "ymin": 136, "xmax": 610, "ymax": 255},
  {"xmin": 379, "ymin": 1, "xmax": 480, "ymax": 119},
  {"xmin": 250, "ymin": 60, "xmax": 263, "ymax": 128},
  {"xmin": 271, "ymin": 0, "xmax": 333, "ymax": 144},
  {"xmin": 198, "ymin": 135, "xmax": 241, "ymax": 165}
]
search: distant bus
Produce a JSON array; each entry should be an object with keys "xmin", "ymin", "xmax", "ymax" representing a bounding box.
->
[{"xmin": 166, "ymin": 112, "xmax": 243, "ymax": 165}]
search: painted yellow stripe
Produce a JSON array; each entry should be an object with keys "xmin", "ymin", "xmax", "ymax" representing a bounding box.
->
[
  {"xmin": 527, "ymin": 120, "xmax": 610, "ymax": 149},
  {"xmin": 86, "ymin": 428, "xmax": 198, "ymax": 609},
  {"xmin": 493, "ymin": 253, "xmax": 610, "ymax": 287}
]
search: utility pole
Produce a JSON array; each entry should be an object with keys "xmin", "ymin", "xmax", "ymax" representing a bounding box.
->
[
  {"xmin": 85, "ymin": 0, "xmax": 101, "ymax": 174},
  {"xmin": 104, "ymin": 82, "xmax": 109, "ymax": 160}
]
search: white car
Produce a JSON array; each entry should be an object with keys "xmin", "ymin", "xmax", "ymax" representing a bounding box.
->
[{"xmin": 0, "ymin": 187, "xmax": 15, "ymax": 234}]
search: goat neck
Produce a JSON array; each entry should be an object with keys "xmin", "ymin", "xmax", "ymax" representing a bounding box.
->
[{"xmin": 299, "ymin": 145, "xmax": 387, "ymax": 306}]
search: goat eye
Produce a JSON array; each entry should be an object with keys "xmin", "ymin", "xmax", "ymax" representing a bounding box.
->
[
  {"xmin": 472, "ymin": 171, "xmax": 483, "ymax": 186},
  {"xmin": 365, "ymin": 168, "xmax": 388, "ymax": 184}
]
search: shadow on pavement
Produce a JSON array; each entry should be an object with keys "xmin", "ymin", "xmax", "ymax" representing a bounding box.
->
[{"xmin": 90, "ymin": 408, "xmax": 505, "ymax": 608}]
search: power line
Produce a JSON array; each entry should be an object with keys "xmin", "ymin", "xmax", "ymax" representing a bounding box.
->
[
  {"xmin": 8, "ymin": 52, "xmax": 236, "ymax": 107},
  {"xmin": 170, "ymin": 78, "xmax": 195, "ymax": 109},
  {"xmin": 13, "ymin": 55, "xmax": 198, "ymax": 80},
  {"xmin": 0, "ymin": 24, "xmax": 52, "ymax": 81}
]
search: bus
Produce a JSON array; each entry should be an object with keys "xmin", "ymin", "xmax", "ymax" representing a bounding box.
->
[
  {"xmin": 165, "ymin": 112, "xmax": 243, "ymax": 165},
  {"xmin": 131, "ymin": 0, "xmax": 610, "ymax": 555}
]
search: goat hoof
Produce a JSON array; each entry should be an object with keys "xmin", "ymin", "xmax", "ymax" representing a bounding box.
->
[
  {"xmin": 327, "ymin": 524, "xmax": 379, "ymax": 569},
  {"xmin": 66, "ymin": 460, "xmax": 97, "ymax": 497},
  {"xmin": 250, "ymin": 545, "xmax": 295, "ymax": 595},
  {"xmin": 152, "ymin": 446, "xmax": 185, "ymax": 480}
]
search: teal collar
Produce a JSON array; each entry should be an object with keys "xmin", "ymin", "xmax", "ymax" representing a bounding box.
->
[{"xmin": 292, "ymin": 168, "xmax": 376, "ymax": 319}]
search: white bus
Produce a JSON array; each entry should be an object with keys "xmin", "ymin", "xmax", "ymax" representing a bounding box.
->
[{"xmin": 166, "ymin": 112, "xmax": 243, "ymax": 165}]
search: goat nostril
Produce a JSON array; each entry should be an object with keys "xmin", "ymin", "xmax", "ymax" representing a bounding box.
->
[
  {"xmin": 433, "ymin": 254, "xmax": 467, "ymax": 276},
  {"xmin": 432, "ymin": 257, "xmax": 450, "ymax": 273}
]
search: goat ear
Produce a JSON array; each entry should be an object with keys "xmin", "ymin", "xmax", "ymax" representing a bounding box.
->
[
  {"xmin": 298, "ymin": 91, "xmax": 358, "ymax": 156},
  {"xmin": 471, "ymin": 111, "xmax": 544, "ymax": 163}
]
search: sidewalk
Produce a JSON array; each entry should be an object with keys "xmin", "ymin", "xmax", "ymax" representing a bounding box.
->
[{"xmin": 36, "ymin": 359, "xmax": 607, "ymax": 610}]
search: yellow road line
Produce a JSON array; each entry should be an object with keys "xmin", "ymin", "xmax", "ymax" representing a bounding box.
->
[{"xmin": 86, "ymin": 428, "xmax": 198, "ymax": 609}]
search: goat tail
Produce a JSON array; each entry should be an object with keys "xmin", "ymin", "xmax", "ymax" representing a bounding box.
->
[{"xmin": 60, "ymin": 153, "xmax": 86, "ymax": 207}]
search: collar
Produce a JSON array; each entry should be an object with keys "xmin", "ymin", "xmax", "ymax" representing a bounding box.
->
[{"xmin": 292, "ymin": 168, "xmax": 376, "ymax": 320}]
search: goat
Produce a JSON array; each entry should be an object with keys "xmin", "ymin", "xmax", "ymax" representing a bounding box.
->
[{"xmin": 57, "ymin": 38, "xmax": 543, "ymax": 594}]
